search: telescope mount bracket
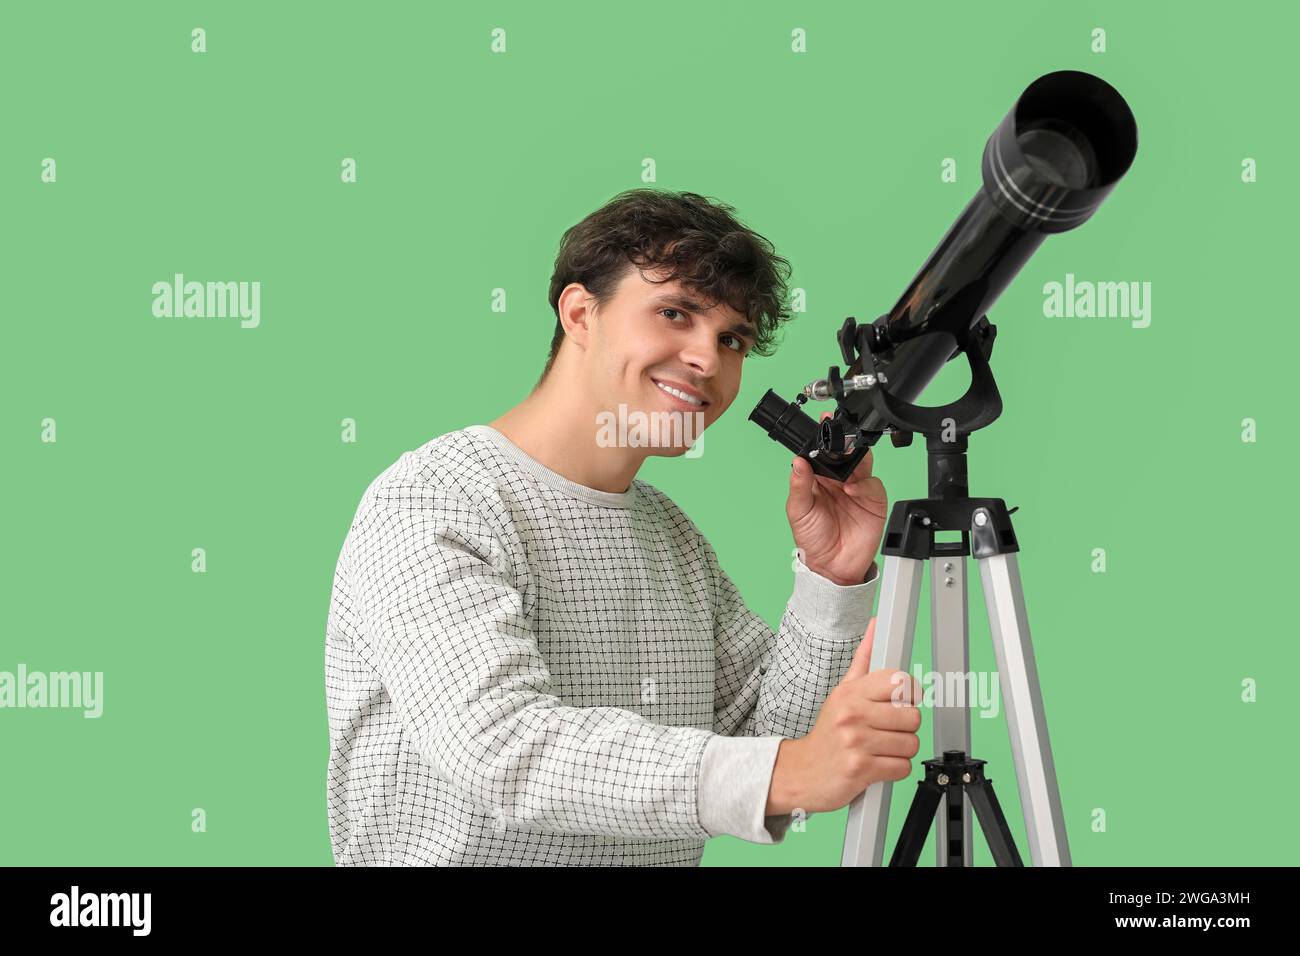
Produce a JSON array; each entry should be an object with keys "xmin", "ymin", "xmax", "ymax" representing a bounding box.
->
[{"xmin": 840, "ymin": 314, "xmax": 1003, "ymax": 448}]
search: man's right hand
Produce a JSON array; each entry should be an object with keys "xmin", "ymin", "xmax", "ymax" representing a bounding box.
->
[{"xmin": 765, "ymin": 617, "xmax": 923, "ymax": 816}]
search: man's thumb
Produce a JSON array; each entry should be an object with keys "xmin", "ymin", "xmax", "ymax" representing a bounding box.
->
[
  {"xmin": 788, "ymin": 455, "xmax": 815, "ymax": 511},
  {"xmin": 845, "ymin": 616, "xmax": 877, "ymax": 681}
]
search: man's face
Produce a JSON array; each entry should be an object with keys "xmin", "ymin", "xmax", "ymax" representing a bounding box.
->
[{"xmin": 582, "ymin": 267, "xmax": 755, "ymax": 454}]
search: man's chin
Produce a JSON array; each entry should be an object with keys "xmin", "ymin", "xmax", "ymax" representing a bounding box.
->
[
  {"xmin": 646, "ymin": 441, "xmax": 697, "ymax": 458},
  {"xmin": 595, "ymin": 401, "xmax": 710, "ymax": 456}
]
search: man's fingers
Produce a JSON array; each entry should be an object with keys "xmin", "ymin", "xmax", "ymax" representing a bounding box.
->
[
  {"xmin": 867, "ymin": 699, "xmax": 924, "ymax": 733},
  {"xmin": 845, "ymin": 475, "xmax": 887, "ymax": 501},
  {"xmin": 866, "ymin": 727, "xmax": 923, "ymax": 758},
  {"xmin": 861, "ymin": 667, "xmax": 923, "ymax": 704},
  {"xmin": 788, "ymin": 455, "xmax": 817, "ymax": 520},
  {"xmin": 844, "ymin": 447, "xmax": 874, "ymax": 483}
]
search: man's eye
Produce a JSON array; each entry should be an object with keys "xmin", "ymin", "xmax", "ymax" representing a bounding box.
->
[{"xmin": 662, "ymin": 308, "xmax": 746, "ymax": 354}]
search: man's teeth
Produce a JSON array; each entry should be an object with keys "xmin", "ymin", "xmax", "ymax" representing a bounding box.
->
[{"xmin": 655, "ymin": 381, "xmax": 703, "ymax": 406}]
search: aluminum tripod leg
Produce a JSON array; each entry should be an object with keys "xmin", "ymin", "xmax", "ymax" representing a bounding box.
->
[
  {"xmin": 840, "ymin": 540, "xmax": 1071, "ymax": 866},
  {"xmin": 931, "ymin": 555, "xmax": 973, "ymax": 866},
  {"xmin": 840, "ymin": 553, "xmax": 923, "ymax": 867},
  {"xmin": 976, "ymin": 548, "xmax": 1071, "ymax": 866}
]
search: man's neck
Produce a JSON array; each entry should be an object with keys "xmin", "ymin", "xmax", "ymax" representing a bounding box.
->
[{"xmin": 487, "ymin": 383, "xmax": 648, "ymax": 495}]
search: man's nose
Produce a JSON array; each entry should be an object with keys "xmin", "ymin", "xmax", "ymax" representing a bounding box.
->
[{"xmin": 680, "ymin": 330, "xmax": 721, "ymax": 377}]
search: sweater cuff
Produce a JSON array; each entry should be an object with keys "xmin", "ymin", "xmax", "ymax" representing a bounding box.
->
[
  {"xmin": 789, "ymin": 554, "xmax": 879, "ymax": 641},
  {"xmin": 697, "ymin": 735, "xmax": 792, "ymax": 844}
]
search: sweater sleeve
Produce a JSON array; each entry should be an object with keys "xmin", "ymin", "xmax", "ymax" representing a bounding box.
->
[
  {"xmin": 696, "ymin": 545, "xmax": 879, "ymax": 842},
  {"xmin": 344, "ymin": 475, "xmax": 716, "ymax": 842}
]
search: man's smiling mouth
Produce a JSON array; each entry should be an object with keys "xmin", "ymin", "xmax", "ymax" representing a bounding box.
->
[{"xmin": 651, "ymin": 378, "xmax": 709, "ymax": 407}]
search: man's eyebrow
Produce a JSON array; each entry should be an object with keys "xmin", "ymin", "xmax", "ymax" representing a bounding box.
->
[{"xmin": 646, "ymin": 293, "xmax": 756, "ymax": 341}]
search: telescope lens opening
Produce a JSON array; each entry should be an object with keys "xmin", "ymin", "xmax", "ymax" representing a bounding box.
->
[
  {"xmin": 1014, "ymin": 71, "xmax": 1137, "ymax": 188},
  {"xmin": 1017, "ymin": 120, "xmax": 1098, "ymax": 190},
  {"xmin": 983, "ymin": 71, "xmax": 1138, "ymax": 232}
]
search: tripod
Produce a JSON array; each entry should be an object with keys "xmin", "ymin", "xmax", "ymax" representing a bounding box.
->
[
  {"xmin": 825, "ymin": 314, "xmax": 1070, "ymax": 867},
  {"xmin": 839, "ymin": 431, "xmax": 1070, "ymax": 866}
]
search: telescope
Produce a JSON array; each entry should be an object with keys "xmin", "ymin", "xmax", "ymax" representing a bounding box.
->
[
  {"xmin": 749, "ymin": 70, "xmax": 1138, "ymax": 868},
  {"xmin": 750, "ymin": 69, "xmax": 1138, "ymax": 478}
]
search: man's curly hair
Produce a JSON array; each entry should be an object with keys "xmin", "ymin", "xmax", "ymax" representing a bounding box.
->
[{"xmin": 540, "ymin": 189, "xmax": 794, "ymax": 384}]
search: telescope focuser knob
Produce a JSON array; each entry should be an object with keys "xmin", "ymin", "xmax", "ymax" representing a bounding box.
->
[
  {"xmin": 819, "ymin": 416, "xmax": 847, "ymax": 455},
  {"xmin": 838, "ymin": 316, "xmax": 859, "ymax": 366}
]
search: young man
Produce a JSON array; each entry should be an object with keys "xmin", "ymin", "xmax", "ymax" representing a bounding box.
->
[{"xmin": 326, "ymin": 189, "xmax": 922, "ymax": 866}]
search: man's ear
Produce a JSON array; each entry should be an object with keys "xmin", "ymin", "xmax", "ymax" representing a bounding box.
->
[{"xmin": 557, "ymin": 282, "xmax": 597, "ymax": 350}]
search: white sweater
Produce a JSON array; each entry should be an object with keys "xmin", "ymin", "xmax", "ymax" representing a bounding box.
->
[{"xmin": 326, "ymin": 424, "xmax": 878, "ymax": 865}]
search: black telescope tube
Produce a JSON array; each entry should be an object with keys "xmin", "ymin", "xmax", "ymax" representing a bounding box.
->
[
  {"xmin": 749, "ymin": 70, "xmax": 1138, "ymax": 461},
  {"xmin": 840, "ymin": 69, "xmax": 1138, "ymax": 436}
]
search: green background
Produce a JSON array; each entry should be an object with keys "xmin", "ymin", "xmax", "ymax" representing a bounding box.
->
[{"xmin": 2, "ymin": 0, "xmax": 1293, "ymax": 866}]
